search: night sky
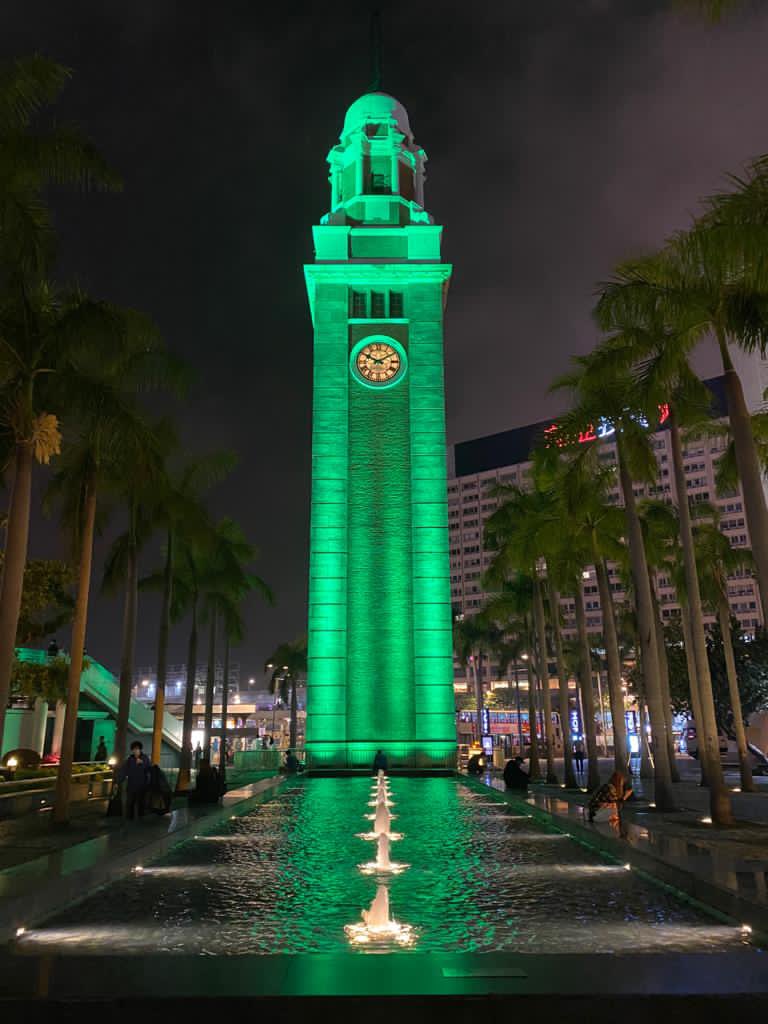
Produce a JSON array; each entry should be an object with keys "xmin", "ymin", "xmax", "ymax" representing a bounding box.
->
[{"xmin": 2, "ymin": 1, "xmax": 767, "ymax": 682}]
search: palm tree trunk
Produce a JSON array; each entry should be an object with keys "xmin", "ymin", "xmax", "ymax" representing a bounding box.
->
[
  {"xmin": 533, "ymin": 575, "xmax": 557, "ymax": 783},
  {"xmin": 151, "ymin": 529, "xmax": 173, "ymax": 766},
  {"xmin": 637, "ymin": 692, "xmax": 654, "ymax": 779},
  {"xmin": 718, "ymin": 596, "xmax": 754, "ymax": 793},
  {"xmin": 528, "ymin": 655, "xmax": 540, "ymax": 774},
  {"xmin": 512, "ymin": 659, "xmax": 523, "ymax": 754},
  {"xmin": 594, "ymin": 558, "xmax": 629, "ymax": 772},
  {"xmin": 717, "ymin": 331, "xmax": 768, "ymax": 617},
  {"xmin": 290, "ymin": 674, "xmax": 298, "ymax": 749},
  {"xmin": 114, "ymin": 538, "xmax": 137, "ymax": 764},
  {"xmin": 53, "ymin": 479, "xmax": 97, "ymax": 826},
  {"xmin": 470, "ymin": 652, "xmax": 482, "ymax": 745},
  {"xmin": 669, "ymin": 411, "xmax": 731, "ymax": 823},
  {"xmin": 617, "ymin": 444, "xmax": 676, "ymax": 810},
  {"xmin": 177, "ymin": 592, "xmax": 198, "ymax": 791},
  {"xmin": 680, "ymin": 602, "xmax": 707, "ymax": 787},
  {"xmin": 203, "ymin": 606, "xmax": 218, "ymax": 759},
  {"xmin": 551, "ymin": 588, "xmax": 579, "ymax": 788},
  {"xmin": 0, "ymin": 443, "xmax": 33, "ymax": 755},
  {"xmin": 574, "ymin": 582, "xmax": 601, "ymax": 791},
  {"xmin": 219, "ymin": 634, "xmax": 230, "ymax": 782},
  {"xmin": 650, "ymin": 584, "xmax": 680, "ymax": 783}
]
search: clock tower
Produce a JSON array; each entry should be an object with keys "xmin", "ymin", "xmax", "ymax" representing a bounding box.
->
[{"xmin": 304, "ymin": 92, "xmax": 455, "ymax": 770}]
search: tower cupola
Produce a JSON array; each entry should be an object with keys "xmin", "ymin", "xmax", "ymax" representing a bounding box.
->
[{"xmin": 323, "ymin": 91, "xmax": 430, "ymax": 227}]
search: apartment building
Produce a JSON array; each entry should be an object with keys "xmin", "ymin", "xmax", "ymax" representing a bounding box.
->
[{"xmin": 448, "ymin": 372, "xmax": 764, "ymax": 678}]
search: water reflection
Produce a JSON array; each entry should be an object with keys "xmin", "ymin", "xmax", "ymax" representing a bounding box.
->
[{"xmin": 24, "ymin": 778, "xmax": 753, "ymax": 956}]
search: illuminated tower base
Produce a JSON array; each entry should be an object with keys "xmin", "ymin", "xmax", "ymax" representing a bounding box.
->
[{"xmin": 304, "ymin": 92, "xmax": 456, "ymax": 770}]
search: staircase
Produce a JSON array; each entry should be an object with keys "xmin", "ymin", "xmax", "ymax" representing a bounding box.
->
[{"xmin": 17, "ymin": 649, "xmax": 182, "ymax": 751}]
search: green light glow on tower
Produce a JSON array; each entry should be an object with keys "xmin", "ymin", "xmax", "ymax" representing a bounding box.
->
[{"xmin": 304, "ymin": 91, "xmax": 455, "ymax": 769}]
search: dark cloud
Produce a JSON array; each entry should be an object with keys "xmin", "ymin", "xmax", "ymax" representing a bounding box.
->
[{"xmin": 1, "ymin": 0, "xmax": 766, "ymax": 678}]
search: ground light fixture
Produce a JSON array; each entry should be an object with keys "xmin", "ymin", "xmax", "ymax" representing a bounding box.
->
[
  {"xmin": 624, "ymin": 864, "xmax": 632, "ymax": 871},
  {"xmin": 15, "ymin": 928, "xmax": 25, "ymax": 937},
  {"xmin": 701, "ymin": 817, "xmax": 713, "ymax": 825}
]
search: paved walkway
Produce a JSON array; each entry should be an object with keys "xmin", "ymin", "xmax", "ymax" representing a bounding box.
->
[
  {"xmin": 480, "ymin": 755, "xmax": 768, "ymax": 930},
  {"xmin": 0, "ymin": 769, "xmax": 268, "ymax": 872}
]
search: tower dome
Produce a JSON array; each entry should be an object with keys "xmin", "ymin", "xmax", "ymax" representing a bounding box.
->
[{"xmin": 342, "ymin": 92, "xmax": 412, "ymax": 141}]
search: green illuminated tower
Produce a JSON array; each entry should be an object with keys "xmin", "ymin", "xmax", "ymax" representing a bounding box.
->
[{"xmin": 304, "ymin": 92, "xmax": 455, "ymax": 769}]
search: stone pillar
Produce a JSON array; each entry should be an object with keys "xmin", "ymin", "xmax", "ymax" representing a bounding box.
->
[
  {"xmin": 51, "ymin": 700, "xmax": 66, "ymax": 757},
  {"xmin": 31, "ymin": 698, "xmax": 48, "ymax": 755}
]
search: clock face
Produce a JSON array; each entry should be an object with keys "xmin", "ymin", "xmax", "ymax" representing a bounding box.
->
[{"xmin": 355, "ymin": 341, "xmax": 402, "ymax": 385}]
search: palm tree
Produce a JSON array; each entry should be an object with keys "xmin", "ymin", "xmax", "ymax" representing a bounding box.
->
[
  {"xmin": 101, "ymin": 423, "xmax": 175, "ymax": 762},
  {"xmin": 695, "ymin": 522, "xmax": 756, "ymax": 792},
  {"xmin": 265, "ymin": 639, "xmax": 307, "ymax": 750},
  {"xmin": 481, "ymin": 574, "xmax": 541, "ymax": 778},
  {"xmin": 0, "ymin": 57, "xmax": 120, "ymax": 752},
  {"xmin": 0, "ymin": 56, "xmax": 120, "ymax": 278},
  {"xmin": 0, "ymin": 290, "xmax": 139, "ymax": 755},
  {"xmin": 485, "ymin": 485, "xmax": 560, "ymax": 783},
  {"xmin": 141, "ymin": 452, "xmax": 236, "ymax": 766},
  {"xmin": 543, "ymin": 590, "xmax": 579, "ymax": 789},
  {"xmin": 634, "ymin": 499, "xmax": 683, "ymax": 785},
  {"xmin": 453, "ymin": 613, "xmax": 489, "ymax": 747},
  {"xmin": 552, "ymin": 357, "xmax": 677, "ymax": 809},
  {"xmin": 587, "ymin": 317, "xmax": 733, "ymax": 821},
  {"xmin": 594, "ymin": 229, "xmax": 768, "ymax": 628},
  {"xmin": 488, "ymin": 632, "xmax": 531, "ymax": 763},
  {"xmin": 539, "ymin": 444, "xmax": 630, "ymax": 773},
  {"xmin": 46, "ymin": 307, "xmax": 172, "ymax": 824},
  {"xmin": 199, "ymin": 519, "xmax": 272, "ymax": 759}
]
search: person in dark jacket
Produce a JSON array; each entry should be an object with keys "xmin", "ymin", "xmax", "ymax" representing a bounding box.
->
[
  {"xmin": 94, "ymin": 737, "xmax": 108, "ymax": 762},
  {"xmin": 118, "ymin": 741, "xmax": 151, "ymax": 819},
  {"xmin": 503, "ymin": 757, "xmax": 529, "ymax": 791},
  {"xmin": 147, "ymin": 764, "xmax": 172, "ymax": 815},
  {"xmin": 372, "ymin": 750, "xmax": 388, "ymax": 773},
  {"xmin": 284, "ymin": 749, "xmax": 300, "ymax": 774}
]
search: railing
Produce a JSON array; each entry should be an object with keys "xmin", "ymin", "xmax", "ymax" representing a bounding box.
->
[{"xmin": 232, "ymin": 749, "xmax": 283, "ymax": 772}]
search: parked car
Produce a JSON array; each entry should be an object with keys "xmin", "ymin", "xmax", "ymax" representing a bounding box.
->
[{"xmin": 685, "ymin": 720, "xmax": 768, "ymax": 775}]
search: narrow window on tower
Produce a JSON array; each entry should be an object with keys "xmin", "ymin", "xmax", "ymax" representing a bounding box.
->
[
  {"xmin": 351, "ymin": 291, "xmax": 367, "ymax": 318},
  {"xmin": 371, "ymin": 292, "xmax": 386, "ymax": 318},
  {"xmin": 389, "ymin": 292, "xmax": 404, "ymax": 318}
]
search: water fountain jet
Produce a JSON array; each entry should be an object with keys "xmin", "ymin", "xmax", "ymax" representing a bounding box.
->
[
  {"xmin": 344, "ymin": 885, "xmax": 415, "ymax": 946},
  {"xmin": 358, "ymin": 832, "xmax": 409, "ymax": 874}
]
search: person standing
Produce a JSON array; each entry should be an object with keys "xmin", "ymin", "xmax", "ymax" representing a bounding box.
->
[
  {"xmin": 118, "ymin": 741, "xmax": 151, "ymax": 820},
  {"xmin": 573, "ymin": 737, "xmax": 586, "ymax": 777},
  {"xmin": 94, "ymin": 737, "xmax": 108, "ymax": 762},
  {"xmin": 372, "ymin": 749, "xmax": 388, "ymax": 773}
]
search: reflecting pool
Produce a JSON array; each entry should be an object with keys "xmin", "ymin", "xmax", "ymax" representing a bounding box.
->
[{"xmin": 17, "ymin": 778, "xmax": 752, "ymax": 955}]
